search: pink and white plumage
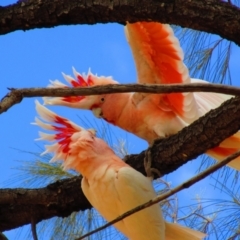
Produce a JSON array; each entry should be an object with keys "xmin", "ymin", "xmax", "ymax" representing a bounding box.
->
[
  {"xmin": 43, "ymin": 22, "xmax": 240, "ymax": 170},
  {"xmin": 33, "ymin": 100, "xmax": 205, "ymax": 240}
]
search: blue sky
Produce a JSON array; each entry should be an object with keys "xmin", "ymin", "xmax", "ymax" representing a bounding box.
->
[{"xmin": 1, "ymin": 0, "xmax": 240, "ymax": 239}]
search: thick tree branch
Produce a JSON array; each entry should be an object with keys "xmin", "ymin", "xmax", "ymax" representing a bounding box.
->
[
  {"xmin": 1, "ymin": 1, "xmax": 240, "ymax": 45},
  {"xmin": 125, "ymin": 96, "xmax": 240, "ymax": 175},
  {"xmin": 1, "ymin": 83, "xmax": 240, "ymax": 114},
  {"xmin": 1, "ymin": 96, "xmax": 240, "ymax": 231},
  {"xmin": 0, "ymin": 177, "xmax": 91, "ymax": 232}
]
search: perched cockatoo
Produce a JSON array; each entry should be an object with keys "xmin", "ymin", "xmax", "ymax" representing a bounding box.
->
[
  {"xmin": 43, "ymin": 22, "xmax": 240, "ymax": 170},
  {"xmin": 33, "ymin": 100, "xmax": 205, "ymax": 240}
]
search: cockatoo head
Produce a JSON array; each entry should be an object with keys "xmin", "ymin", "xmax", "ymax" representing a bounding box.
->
[
  {"xmin": 43, "ymin": 68, "xmax": 119, "ymax": 117},
  {"xmin": 33, "ymin": 100, "xmax": 113, "ymax": 171}
]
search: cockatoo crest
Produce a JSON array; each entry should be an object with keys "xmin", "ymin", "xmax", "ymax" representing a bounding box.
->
[
  {"xmin": 43, "ymin": 67, "xmax": 118, "ymax": 109},
  {"xmin": 32, "ymin": 100, "xmax": 96, "ymax": 170}
]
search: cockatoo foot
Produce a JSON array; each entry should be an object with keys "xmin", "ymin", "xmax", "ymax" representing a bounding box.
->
[
  {"xmin": 122, "ymin": 155, "xmax": 128, "ymax": 162},
  {"xmin": 144, "ymin": 147, "xmax": 161, "ymax": 180}
]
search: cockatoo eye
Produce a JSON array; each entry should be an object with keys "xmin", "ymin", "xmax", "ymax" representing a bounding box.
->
[{"xmin": 101, "ymin": 97, "xmax": 105, "ymax": 102}]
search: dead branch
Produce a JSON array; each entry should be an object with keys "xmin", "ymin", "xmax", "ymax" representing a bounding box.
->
[{"xmin": 1, "ymin": 83, "xmax": 240, "ymax": 114}]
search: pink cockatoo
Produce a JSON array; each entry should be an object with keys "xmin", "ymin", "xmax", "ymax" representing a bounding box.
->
[
  {"xmin": 33, "ymin": 100, "xmax": 205, "ymax": 240},
  {"xmin": 43, "ymin": 22, "xmax": 240, "ymax": 170}
]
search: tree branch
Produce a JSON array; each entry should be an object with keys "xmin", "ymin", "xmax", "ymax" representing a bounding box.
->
[
  {"xmin": 1, "ymin": 83, "xmax": 240, "ymax": 114},
  {"xmin": 0, "ymin": 177, "xmax": 91, "ymax": 232},
  {"xmin": 1, "ymin": 96, "xmax": 240, "ymax": 231},
  {"xmin": 125, "ymin": 96, "xmax": 240, "ymax": 175},
  {"xmin": 1, "ymin": 0, "xmax": 240, "ymax": 45}
]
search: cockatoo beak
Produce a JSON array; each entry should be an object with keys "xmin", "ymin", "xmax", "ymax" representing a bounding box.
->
[
  {"xmin": 88, "ymin": 128, "xmax": 97, "ymax": 135},
  {"xmin": 92, "ymin": 107, "xmax": 102, "ymax": 118}
]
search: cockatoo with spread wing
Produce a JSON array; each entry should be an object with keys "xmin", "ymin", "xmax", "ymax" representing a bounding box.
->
[
  {"xmin": 33, "ymin": 100, "xmax": 205, "ymax": 240},
  {"xmin": 43, "ymin": 22, "xmax": 240, "ymax": 170}
]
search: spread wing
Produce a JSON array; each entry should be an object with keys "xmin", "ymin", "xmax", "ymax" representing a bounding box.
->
[{"xmin": 125, "ymin": 22, "xmax": 199, "ymax": 123}]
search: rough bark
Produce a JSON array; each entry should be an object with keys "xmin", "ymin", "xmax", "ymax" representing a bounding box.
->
[
  {"xmin": 1, "ymin": 96, "xmax": 240, "ymax": 231},
  {"xmin": 126, "ymin": 96, "xmax": 240, "ymax": 175},
  {"xmin": 1, "ymin": 0, "xmax": 240, "ymax": 45},
  {"xmin": 0, "ymin": 177, "xmax": 91, "ymax": 232}
]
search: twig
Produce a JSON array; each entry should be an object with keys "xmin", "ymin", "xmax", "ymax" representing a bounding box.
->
[
  {"xmin": 1, "ymin": 83, "xmax": 240, "ymax": 114},
  {"xmin": 76, "ymin": 150, "xmax": 240, "ymax": 240},
  {"xmin": 177, "ymin": 208, "xmax": 199, "ymax": 222},
  {"xmin": 31, "ymin": 217, "xmax": 38, "ymax": 240},
  {"xmin": 194, "ymin": 212, "xmax": 214, "ymax": 223}
]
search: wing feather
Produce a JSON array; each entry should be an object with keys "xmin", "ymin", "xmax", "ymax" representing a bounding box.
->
[
  {"xmin": 126, "ymin": 22, "xmax": 233, "ymax": 124},
  {"xmin": 125, "ymin": 22, "xmax": 199, "ymax": 122}
]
